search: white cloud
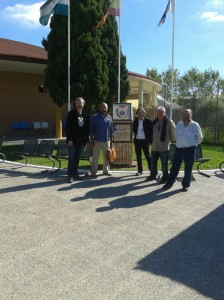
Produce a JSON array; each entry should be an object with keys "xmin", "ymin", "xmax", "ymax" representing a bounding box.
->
[
  {"xmin": 4, "ymin": 2, "xmax": 44, "ymax": 28},
  {"xmin": 200, "ymin": 0, "xmax": 224, "ymax": 22},
  {"xmin": 201, "ymin": 11, "xmax": 224, "ymax": 22},
  {"xmin": 205, "ymin": 0, "xmax": 224, "ymax": 8}
]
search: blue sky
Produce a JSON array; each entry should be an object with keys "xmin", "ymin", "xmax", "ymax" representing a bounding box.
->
[{"xmin": 0, "ymin": 0, "xmax": 224, "ymax": 76}]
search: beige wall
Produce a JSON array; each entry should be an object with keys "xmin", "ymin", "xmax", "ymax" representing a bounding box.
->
[{"xmin": 0, "ymin": 71, "xmax": 67, "ymax": 136}]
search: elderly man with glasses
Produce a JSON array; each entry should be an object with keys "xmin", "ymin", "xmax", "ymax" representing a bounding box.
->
[{"xmin": 146, "ymin": 106, "xmax": 175, "ymax": 184}]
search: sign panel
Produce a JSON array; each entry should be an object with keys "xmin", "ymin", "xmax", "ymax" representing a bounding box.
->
[
  {"xmin": 113, "ymin": 123, "xmax": 132, "ymax": 142},
  {"xmin": 112, "ymin": 103, "xmax": 132, "ymax": 121}
]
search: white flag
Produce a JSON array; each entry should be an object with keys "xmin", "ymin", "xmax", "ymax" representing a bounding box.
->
[
  {"xmin": 158, "ymin": 0, "xmax": 174, "ymax": 26},
  {"xmin": 39, "ymin": 0, "xmax": 68, "ymax": 26}
]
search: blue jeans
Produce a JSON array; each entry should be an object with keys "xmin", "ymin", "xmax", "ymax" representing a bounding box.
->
[
  {"xmin": 67, "ymin": 144, "xmax": 83, "ymax": 178},
  {"xmin": 167, "ymin": 146, "xmax": 196, "ymax": 188},
  {"xmin": 151, "ymin": 150, "xmax": 169, "ymax": 179}
]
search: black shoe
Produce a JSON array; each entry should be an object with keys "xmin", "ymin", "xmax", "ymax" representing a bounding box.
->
[
  {"xmin": 159, "ymin": 178, "xmax": 167, "ymax": 184},
  {"xmin": 90, "ymin": 174, "xmax": 98, "ymax": 178},
  {"xmin": 135, "ymin": 172, "xmax": 142, "ymax": 176},
  {"xmin": 182, "ymin": 185, "xmax": 189, "ymax": 192},
  {"xmin": 73, "ymin": 174, "xmax": 83, "ymax": 180},
  {"xmin": 146, "ymin": 175, "xmax": 156, "ymax": 181},
  {"xmin": 163, "ymin": 183, "xmax": 172, "ymax": 190},
  {"xmin": 67, "ymin": 177, "xmax": 73, "ymax": 183}
]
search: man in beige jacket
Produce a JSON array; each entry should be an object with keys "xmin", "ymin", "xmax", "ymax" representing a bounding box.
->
[{"xmin": 146, "ymin": 106, "xmax": 175, "ymax": 184}]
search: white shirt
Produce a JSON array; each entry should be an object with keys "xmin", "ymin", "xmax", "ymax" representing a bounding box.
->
[
  {"xmin": 176, "ymin": 120, "xmax": 203, "ymax": 148},
  {"xmin": 136, "ymin": 119, "xmax": 145, "ymax": 140}
]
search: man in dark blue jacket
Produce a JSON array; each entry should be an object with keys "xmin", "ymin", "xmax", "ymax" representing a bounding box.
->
[
  {"xmin": 133, "ymin": 107, "xmax": 153, "ymax": 176},
  {"xmin": 66, "ymin": 97, "xmax": 89, "ymax": 183},
  {"xmin": 89, "ymin": 102, "xmax": 113, "ymax": 177}
]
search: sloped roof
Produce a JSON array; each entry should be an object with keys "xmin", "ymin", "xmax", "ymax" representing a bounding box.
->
[
  {"xmin": 0, "ymin": 38, "xmax": 47, "ymax": 64},
  {"xmin": 0, "ymin": 38, "xmax": 162, "ymax": 94}
]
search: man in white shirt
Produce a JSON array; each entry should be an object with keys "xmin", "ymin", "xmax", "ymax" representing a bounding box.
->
[
  {"xmin": 163, "ymin": 109, "xmax": 203, "ymax": 191},
  {"xmin": 133, "ymin": 107, "xmax": 153, "ymax": 176}
]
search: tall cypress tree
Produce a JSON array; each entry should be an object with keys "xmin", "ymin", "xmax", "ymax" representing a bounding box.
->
[
  {"xmin": 100, "ymin": 3, "xmax": 130, "ymax": 103},
  {"xmin": 42, "ymin": 0, "xmax": 129, "ymax": 110}
]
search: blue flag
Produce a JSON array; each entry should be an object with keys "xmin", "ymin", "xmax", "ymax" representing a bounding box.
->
[
  {"xmin": 39, "ymin": 0, "xmax": 68, "ymax": 26},
  {"xmin": 158, "ymin": 0, "xmax": 174, "ymax": 26}
]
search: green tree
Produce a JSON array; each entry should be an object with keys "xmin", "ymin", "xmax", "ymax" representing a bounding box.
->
[
  {"xmin": 42, "ymin": 15, "xmax": 68, "ymax": 107},
  {"xmin": 146, "ymin": 68, "xmax": 162, "ymax": 83},
  {"xmin": 200, "ymin": 68, "xmax": 219, "ymax": 103},
  {"xmin": 161, "ymin": 66, "xmax": 180, "ymax": 104},
  {"xmin": 145, "ymin": 66, "xmax": 224, "ymax": 109},
  {"xmin": 177, "ymin": 67, "xmax": 220, "ymax": 109},
  {"xmin": 100, "ymin": 12, "xmax": 130, "ymax": 104},
  {"xmin": 177, "ymin": 67, "xmax": 201, "ymax": 108},
  {"xmin": 42, "ymin": 0, "xmax": 129, "ymax": 110}
]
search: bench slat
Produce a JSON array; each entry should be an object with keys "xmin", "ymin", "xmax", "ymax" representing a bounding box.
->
[
  {"xmin": 0, "ymin": 136, "xmax": 6, "ymax": 162},
  {"xmin": 51, "ymin": 140, "xmax": 92, "ymax": 174}
]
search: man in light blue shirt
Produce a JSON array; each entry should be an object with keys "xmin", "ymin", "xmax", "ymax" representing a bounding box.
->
[
  {"xmin": 90, "ymin": 102, "xmax": 113, "ymax": 177},
  {"xmin": 163, "ymin": 109, "xmax": 203, "ymax": 191}
]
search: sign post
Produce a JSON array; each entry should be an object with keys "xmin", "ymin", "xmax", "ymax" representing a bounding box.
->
[{"xmin": 111, "ymin": 103, "xmax": 133, "ymax": 166}]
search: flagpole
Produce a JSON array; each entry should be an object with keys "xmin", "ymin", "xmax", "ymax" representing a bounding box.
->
[
  {"xmin": 118, "ymin": 0, "xmax": 121, "ymax": 103},
  {"xmin": 68, "ymin": 0, "xmax": 71, "ymax": 112},
  {"xmin": 170, "ymin": 0, "xmax": 175, "ymax": 120}
]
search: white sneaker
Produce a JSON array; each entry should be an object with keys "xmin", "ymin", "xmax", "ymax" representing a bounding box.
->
[{"xmin": 103, "ymin": 172, "xmax": 112, "ymax": 176}]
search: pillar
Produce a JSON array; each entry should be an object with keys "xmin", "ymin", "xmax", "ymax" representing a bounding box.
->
[
  {"xmin": 55, "ymin": 105, "xmax": 62, "ymax": 138},
  {"xmin": 151, "ymin": 87, "xmax": 157, "ymax": 107},
  {"xmin": 138, "ymin": 81, "xmax": 144, "ymax": 107}
]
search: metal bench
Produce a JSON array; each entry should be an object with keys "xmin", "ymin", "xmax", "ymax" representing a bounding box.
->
[
  {"xmin": 219, "ymin": 145, "xmax": 224, "ymax": 172},
  {"xmin": 169, "ymin": 143, "xmax": 211, "ymax": 178},
  {"xmin": 11, "ymin": 121, "xmax": 30, "ymax": 134},
  {"xmin": 14, "ymin": 139, "xmax": 55, "ymax": 170},
  {"xmin": 33, "ymin": 122, "xmax": 49, "ymax": 135},
  {"xmin": 51, "ymin": 140, "xmax": 92, "ymax": 173},
  {"xmin": 0, "ymin": 136, "xmax": 6, "ymax": 162},
  {"xmin": 80, "ymin": 143, "xmax": 92, "ymax": 163},
  {"xmin": 220, "ymin": 161, "xmax": 224, "ymax": 172},
  {"xmin": 14, "ymin": 139, "xmax": 38, "ymax": 167},
  {"xmin": 51, "ymin": 140, "xmax": 69, "ymax": 173},
  {"xmin": 34, "ymin": 140, "xmax": 55, "ymax": 168}
]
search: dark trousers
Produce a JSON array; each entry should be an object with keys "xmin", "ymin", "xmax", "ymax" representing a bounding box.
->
[
  {"xmin": 167, "ymin": 146, "xmax": 196, "ymax": 188},
  {"xmin": 67, "ymin": 144, "xmax": 83, "ymax": 178},
  {"xmin": 134, "ymin": 139, "xmax": 151, "ymax": 172},
  {"xmin": 151, "ymin": 150, "xmax": 169, "ymax": 179}
]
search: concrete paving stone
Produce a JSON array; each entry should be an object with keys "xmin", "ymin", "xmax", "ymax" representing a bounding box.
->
[{"xmin": 0, "ymin": 164, "xmax": 223, "ymax": 299}]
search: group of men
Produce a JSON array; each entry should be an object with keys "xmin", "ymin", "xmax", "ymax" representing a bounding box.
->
[
  {"xmin": 66, "ymin": 97, "xmax": 203, "ymax": 192},
  {"xmin": 133, "ymin": 106, "xmax": 203, "ymax": 191},
  {"xmin": 66, "ymin": 98, "xmax": 112, "ymax": 183}
]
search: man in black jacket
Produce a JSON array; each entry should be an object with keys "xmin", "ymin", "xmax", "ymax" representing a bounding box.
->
[
  {"xmin": 66, "ymin": 97, "xmax": 89, "ymax": 183},
  {"xmin": 133, "ymin": 107, "xmax": 153, "ymax": 176}
]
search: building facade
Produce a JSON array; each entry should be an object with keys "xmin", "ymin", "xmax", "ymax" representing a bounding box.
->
[{"xmin": 0, "ymin": 38, "xmax": 162, "ymax": 137}]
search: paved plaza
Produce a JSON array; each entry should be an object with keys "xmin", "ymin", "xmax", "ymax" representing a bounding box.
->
[{"xmin": 0, "ymin": 162, "xmax": 224, "ymax": 299}]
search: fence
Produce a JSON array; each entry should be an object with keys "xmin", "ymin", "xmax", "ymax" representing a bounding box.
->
[
  {"xmin": 144, "ymin": 106, "xmax": 224, "ymax": 145},
  {"xmin": 172, "ymin": 107, "xmax": 224, "ymax": 144}
]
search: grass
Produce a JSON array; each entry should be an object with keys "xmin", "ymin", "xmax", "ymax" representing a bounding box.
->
[
  {"xmin": 131, "ymin": 143, "xmax": 224, "ymax": 171},
  {"xmin": 1, "ymin": 143, "xmax": 223, "ymax": 171}
]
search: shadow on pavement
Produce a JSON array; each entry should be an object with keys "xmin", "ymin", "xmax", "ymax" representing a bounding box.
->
[
  {"xmin": 0, "ymin": 168, "xmax": 66, "ymax": 194},
  {"xmin": 95, "ymin": 188, "xmax": 182, "ymax": 211},
  {"xmin": 135, "ymin": 204, "xmax": 224, "ymax": 299},
  {"xmin": 213, "ymin": 171, "xmax": 224, "ymax": 180},
  {"xmin": 69, "ymin": 176, "xmax": 145, "ymax": 200}
]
